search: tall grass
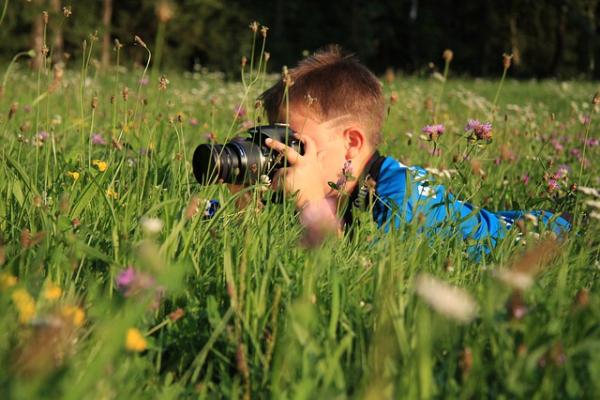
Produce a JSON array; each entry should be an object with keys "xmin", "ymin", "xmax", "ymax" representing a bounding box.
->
[{"xmin": 0, "ymin": 16, "xmax": 599, "ymax": 400}]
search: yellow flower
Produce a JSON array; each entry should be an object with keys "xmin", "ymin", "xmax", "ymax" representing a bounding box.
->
[
  {"xmin": 106, "ymin": 187, "xmax": 119, "ymax": 199},
  {"xmin": 126, "ymin": 328, "xmax": 147, "ymax": 352},
  {"xmin": 43, "ymin": 282, "xmax": 62, "ymax": 301},
  {"xmin": 60, "ymin": 305, "xmax": 85, "ymax": 327},
  {"xmin": 92, "ymin": 159, "xmax": 108, "ymax": 172},
  {"xmin": 11, "ymin": 288, "xmax": 36, "ymax": 324},
  {"xmin": 0, "ymin": 272, "xmax": 17, "ymax": 290},
  {"xmin": 67, "ymin": 171, "xmax": 80, "ymax": 181}
]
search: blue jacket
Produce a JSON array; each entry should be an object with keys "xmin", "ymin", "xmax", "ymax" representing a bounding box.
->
[{"xmin": 347, "ymin": 155, "xmax": 570, "ymax": 256}]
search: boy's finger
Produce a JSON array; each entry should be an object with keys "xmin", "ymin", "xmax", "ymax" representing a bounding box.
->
[{"xmin": 265, "ymin": 138, "xmax": 301, "ymax": 164}]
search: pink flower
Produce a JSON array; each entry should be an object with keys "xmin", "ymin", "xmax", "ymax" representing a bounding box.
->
[
  {"xmin": 585, "ymin": 138, "xmax": 599, "ymax": 147},
  {"xmin": 421, "ymin": 124, "xmax": 445, "ymax": 140},
  {"xmin": 334, "ymin": 160, "xmax": 354, "ymax": 190},
  {"xmin": 522, "ymin": 174, "xmax": 530, "ymax": 185},
  {"xmin": 553, "ymin": 165, "xmax": 569, "ymax": 180},
  {"xmin": 465, "ymin": 119, "xmax": 492, "ymax": 141},
  {"xmin": 234, "ymin": 105, "xmax": 246, "ymax": 118},
  {"xmin": 139, "ymin": 77, "xmax": 149, "ymax": 85},
  {"xmin": 189, "ymin": 118, "xmax": 199, "ymax": 127},
  {"xmin": 547, "ymin": 179, "xmax": 560, "ymax": 192},
  {"xmin": 116, "ymin": 266, "xmax": 160, "ymax": 302},
  {"xmin": 37, "ymin": 131, "xmax": 49, "ymax": 141},
  {"xmin": 299, "ymin": 197, "xmax": 340, "ymax": 248},
  {"xmin": 92, "ymin": 133, "xmax": 107, "ymax": 145},
  {"xmin": 550, "ymin": 139, "xmax": 563, "ymax": 152}
]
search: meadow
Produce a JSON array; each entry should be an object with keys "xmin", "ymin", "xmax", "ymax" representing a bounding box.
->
[{"xmin": 0, "ymin": 30, "xmax": 600, "ymax": 399}]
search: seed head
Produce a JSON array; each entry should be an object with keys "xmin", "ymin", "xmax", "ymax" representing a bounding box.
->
[
  {"xmin": 156, "ymin": 1, "xmax": 174, "ymax": 23},
  {"xmin": 442, "ymin": 49, "xmax": 454, "ymax": 63},
  {"xmin": 134, "ymin": 35, "xmax": 148, "ymax": 49},
  {"xmin": 264, "ymin": 52, "xmax": 270, "ymax": 62},
  {"xmin": 241, "ymin": 56, "xmax": 247, "ymax": 68},
  {"xmin": 158, "ymin": 75, "xmax": 169, "ymax": 91},
  {"xmin": 91, "ymin": 96, "xmax": 98, "ymax": 110},
  {"xmin": 42, "ymin": 11, "xmax": 48, "ymax": 25},
  {"xmin": 592, "ymin": 92, "xmax": 600, "ymax": 105},
  {"xmin": 260, "ymin": 26, "xmax": 269, "ymax": 38},
  {"xmin": 122, "ymin": 86, "xmax": 129, "ymax": 101},
  {"xmin": 62, "ymin": 6, "xmax": 72, "ymax": 18},
  {"xmin": 249, "ymin": 21, "xmax": 259, "ymax": 33},
  {"xmin": 114, "ymin": 38, "xmax": 123, "ymax": 50},
  {"xmin": 502, "ymin": 53, "xmax": 513, "ymax": 70}
]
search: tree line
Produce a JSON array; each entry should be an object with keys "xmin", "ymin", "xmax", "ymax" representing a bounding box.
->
[{"xmin": 1, "ymin": 0, "xmax": 598, "ymax": 79}]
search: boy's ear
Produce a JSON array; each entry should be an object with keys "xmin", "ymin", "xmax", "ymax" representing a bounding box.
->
[{"xmin": 343, "ymin": 127, "xmax": 365, "ymax": 159}]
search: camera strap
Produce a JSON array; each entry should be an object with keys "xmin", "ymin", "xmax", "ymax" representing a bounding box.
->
[{"xmin": 343, "ymin": 150, "xmax": 385, "ymax": 228}]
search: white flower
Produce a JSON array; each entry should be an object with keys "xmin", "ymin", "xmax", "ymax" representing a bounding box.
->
[
  {"xmin": 414, "ymin": 274, "xmax": 478, "ymax": 323},
  {"xmin": 141, "ymin": 217, "xmax": 163, "ymax": 235},
  {"xmin": 577, "ymin": 186, "xmax": 600, "ymax": 198}
]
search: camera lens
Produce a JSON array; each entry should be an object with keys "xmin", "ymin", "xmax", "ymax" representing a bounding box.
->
[{"xmin": 192, "ymin": 141, "xmax": 267, "ymax": 185}]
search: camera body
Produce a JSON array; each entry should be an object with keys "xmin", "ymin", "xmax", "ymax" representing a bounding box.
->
[{"xmin": 192, "ymin": 124, "xmax": 303, "ymax": 185}]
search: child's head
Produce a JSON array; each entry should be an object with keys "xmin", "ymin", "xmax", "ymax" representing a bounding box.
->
[{"xmin": 260, "ymin": 45, "xmax": 385, "ymax": 195}]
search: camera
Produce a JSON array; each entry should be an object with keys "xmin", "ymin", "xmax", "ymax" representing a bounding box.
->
[{"xmin": 192, "ymin": 124, "xmax": 304, "ymax": 185}]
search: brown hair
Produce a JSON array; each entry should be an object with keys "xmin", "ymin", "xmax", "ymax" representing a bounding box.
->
[{"xmin": 259, "ymin": 45, "xmax": 385, "ymax": 146}]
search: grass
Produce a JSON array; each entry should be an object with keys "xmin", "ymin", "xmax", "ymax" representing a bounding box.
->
[{"xmin": 0, "ymin": 30, "xmax": 599, "ymax": 399}]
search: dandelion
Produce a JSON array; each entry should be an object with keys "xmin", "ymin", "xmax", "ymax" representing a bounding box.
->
[
  {"xmin": 92, "ymin": 159, "xmax": 108, "ymax": 172},
  {"xmin": 421, "ymin": 124, "xmax": 445, "ymax": 140},
  {"xmin": 126, "ymin": 328, "xmax": 147, "ymax": 352},
  {"xmin": 465, "ymin": 119, "xmax": 492, "ymax": 141},
  {"xmin": 12, "ymin": 288, "xmax": 36, "ymax": 324},
  {"xmin": 414, "ymin": 274, "xmax": 478, "ymax": 323},
  {"xmin": 60, "ymin": 305, "xmax": 85, "ymax": 327},
  {"xmin": 42, "ymin": 282, "xmax": 62, "ymax": 301},
  {"xmin": 141, "ymin": 217, "xmax": 163, "ymax": 235},
  {"xmin": 67, "ymin": 171, "xmax": 80, "ymax": 181},
  {"xmin": 91, "ymin": 133, "xmax": 107, "ymax": 145},
  {"xmin": 0, "ymin": 271, "xmax": 17, "ymax": 289}
]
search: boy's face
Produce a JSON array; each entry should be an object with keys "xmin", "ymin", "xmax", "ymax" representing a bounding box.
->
[{"xmin": 284, "ymin": 107, "xmax": 350, "ymax": 197}]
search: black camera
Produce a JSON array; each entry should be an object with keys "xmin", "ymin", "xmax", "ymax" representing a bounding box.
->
[{"xmin": 192, "ymin": 124, "xmax": 304, "ymax": 185}]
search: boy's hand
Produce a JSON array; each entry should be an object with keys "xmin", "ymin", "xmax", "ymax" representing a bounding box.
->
[{"xmin": 265, "ymin": 135, "xmax": 326, "ymax": 209}]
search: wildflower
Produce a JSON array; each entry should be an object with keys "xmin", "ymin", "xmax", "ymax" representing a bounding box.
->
[
  {"xmin": 442, "ymin": 49, "xmax": 454, "ymax": 63},
  {"xmin": 421, "ymin": 124, "xmax": 445, "ymax": 140},
  {"xmin": 547, "ymin": 179, "xmax": 560, "ymax": 192},
  {"xmin": 249, "ymin": 21, "xmax": 259, "ymax": 33},
  {"xmin": 12, "ymin": 288, "xmax": 36, "ymax": 324},
  {"xmin": 37, "ymin": 131, "xmax": 49, "ymax": 142},
  {"xmin": 60, "ymin": 305, "xmax": 85, "ymax": 327},
  {"xmin": 116, "ymin": 266, "xmax": 156, "ymax": 298},
  {"xmin": 134, "ymin": 35, "xmax": 148, "ymax": 49},
  {"xmin": 502, "ymin": 53, "xmax": 513, "ymax": 70},
  {"xmin": 553, "ymin": 165, "xmax": 569, "ymax": 180},
  {"xmin": 42, "ymin": 282, "xmax": 62, "ymax": 301},
  {"xmin": 299, "ymin": 197, "xmax": 340, "ymax": 248},
  {"xmin": 156, "ymin": 1, "xmax": 174, "ymax": 23},
  {"xmin": 92, "ymin": 159, "xmax": 108, "ymax": 172},
  {"xmin": 141, "ymin": 217, "xmax": 163, "ymax": 235},
  {"xmin": 158, "ymin": 75, "xmax": 169, "ymax": 91},
  {"xmin": 122, "ymin": 86, "xmax": 129, "ymax": 101},
  {"xmin": 168, "ymin": 308, "xmax": 185, "ymax": 322},
  {"xmin": 521, "ymin": 174, "xmax": 530, "ymax": 185},
  {"xmin": 465, "ymin": 119, "xmax": 492, "ymax": 141},
  {"xmin": 0, "ymin": 271, "xmax": 17, "ymax": 289},
  {"xmin": 138, "ymin": 76, "xmax": 149, "ymax": 85},
  {"xmin": 415, "ymin": 274, "xmax": 477, "ymax": 323},
  {"xmin": 62, "ymin": 6, "xmax": 72, "ymax": 17},
  {"xmin": 260, "ymin": 25, "xmax": 269, "ymax": 38},
  {"xmin": 189, "ymin": 117, "xmax": 199, "ymax": 126},
  {"xmin": 585, "ymin": 138, "xmax": 599, "ymax": 147},
  {"xmin": 234, "ymin": 105, "xmax": 246, "ymax": 118},
  {"xmin": 593, "ymin": 92, "xmax": 600, "ymax": 105},
  {"xmin": 106, "ymin": 187, "xmax": 118, "ymax": 199},
  {"xmin": 91, "ymin": 133, "xmax": 106, "ymax": 145},
  {"xmin": 67, "ymin": 171, "xmax": 80, "ymax": 182},
  {"xmin": 126, "ymin": 328, "xmax": 147, "ymax": 352}
]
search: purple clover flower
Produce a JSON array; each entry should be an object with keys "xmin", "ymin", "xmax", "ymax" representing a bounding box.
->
[
  {"xmin": 465, "ymin": 119, "xmax": 492, "ymax": 141},
  {"xmin": 547, "ymin": 179, "xmax": 560, "ymax": 192},
  {"xmin": 92, "ymin": 133, "xmax": 107, "ymax": 145},
  {"xmin": 116, "ymin": 266, "xmax": 136, "ymax": 291},
  {"xmin": 421, "ymin": 124, "xmax": 445, "ymax": 140},
  {"xmin": 37, "ymin": 131, "xmax": 49, "ymax": 142},
  {"xmin": 234, "ymin": 105, "xmax": 246, "ymax": 118}
]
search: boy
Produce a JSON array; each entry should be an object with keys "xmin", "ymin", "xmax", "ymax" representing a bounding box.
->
[{"xmin": 256, "ymin": 46, "xmax": 570, "ymax": 253}]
